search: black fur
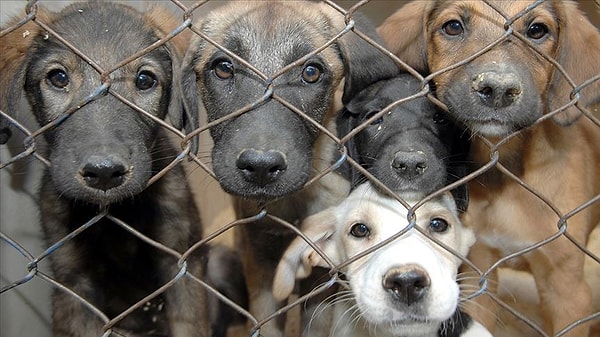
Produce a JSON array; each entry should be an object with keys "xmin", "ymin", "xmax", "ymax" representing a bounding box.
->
[
  {"xmin": 181, "ymin": 2, "xmax": 399, "ymax": 200},
  {"xmin": 8, "ymin": 3, "xmax": 210, "ymax": 336},
  {"xmin": 206, "ymin": 245, "xmax": 249, "ymax": 337},
  {"xmin": 180, "ymin": 3, "xmax": 401, "ymax": 336},
  {"xmin": 337, "ymin": 75, "xmax": 470, "ymax": 211},
  {"xmin": 0, "ymin": 115, "xmax": 10, "ymax": 144},
  {"xmin": 439, "ymin": 309, "xmax": 474, "ymax": 337}
]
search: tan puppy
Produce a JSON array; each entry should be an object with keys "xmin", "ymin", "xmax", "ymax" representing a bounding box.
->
[{"xmin": 378, "ymin": 1, "xmax": 600, "ymax": 336}]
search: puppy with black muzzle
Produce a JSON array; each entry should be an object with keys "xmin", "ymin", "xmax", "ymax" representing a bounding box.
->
[
  {"xmin": 273, "ymin": 182, "xmax": 492, "ymax": 337},
  {"xmin": 181, "ymin": 2, "xmax": 399, "ymax": 335},
  {"xmin": 1, "ymin": 3, "xmax": 210, "ymax": 336},
  {"xmin": 337, "ymin": 74, "xmax": 469, "ymax": 209}
]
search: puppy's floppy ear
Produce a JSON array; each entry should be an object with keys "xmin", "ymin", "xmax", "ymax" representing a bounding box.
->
[
  {"xmin": 440, "ymin": 192, "xmax": 475, "ymax": 257},
  {"xmin": 179, "ymin": 39, "xmax": 203, "ymax": 155},
  {"xmin": 170, "ymin": 55, "xmax": 200, "ymax": 155},
  {"xmin": 447, "ymin": 130, "xmax": 470, "ymax": 213},
  {"xmin": 0, "ymin": 7, "xmax": 54, "ymax": 144},
  {"xmin": 273, "ymin": 209, "xmax": 339, "ymax": 301},
  {"xmin": 145, "ymin": 7, "xmax": 199, "ymax": 154},
  {"xmin": 0, "ymin": 116, "xmax": 10, "ymax": 145},
  {"xmin": 547, "ymin": 2, "xmax": 600, "ymax": 125},
  {"xmin": 377, "ymin": 1, "xmax": 432, "ymax": 74},
  {"xmin": 331, "ymin": 10, "xmax": 400, "ymax": 105},
  {"xmin": 336, "ymin": 94, "xmax": 373, "ymax": 188},
  {"xmin": 336, "ymin": 106, "xmax": 362, "ymax": 185}
]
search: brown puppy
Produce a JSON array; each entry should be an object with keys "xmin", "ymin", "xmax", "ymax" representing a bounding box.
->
[
  {"xmin": 379, "ymin": 1, "xmax": 600, "ymax": 336},
  {"xmin": 181, "ymin": 2, "xmax": 399, "ymax": 336},
  {"xmin": 1, "ymin": 3, "xmax": 209, "ymax": 336}
]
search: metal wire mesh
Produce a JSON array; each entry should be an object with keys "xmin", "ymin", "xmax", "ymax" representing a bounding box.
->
[{"xmin": 1, "ymin": 1, "xmax": 599, "ymax": 337}]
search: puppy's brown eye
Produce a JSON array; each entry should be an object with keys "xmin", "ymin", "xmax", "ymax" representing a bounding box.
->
[
  {"xmin": 47, "ymin": 69, "xmax": 69, "ymax": 89},
  {"xmin": 442, "ymin": 20, "xmax": 464, "ymax": 36},
  {"xmin": 527, "ymin": 22, "xmax": 548, "ymax": 40},
  {"xmin": 429, "ymin": 218, "xmax": 449, "ymax": 233},
  {"xmin": 302, "ymin": 64, "xmax": 322, "ymax": 83},
  {"xmin": 214, "ymin": 60, "xmax": 234, "ymax": 80},
  {"xmin": 350, "ymin": 223, "xmax": 370, "ymax": 238},
  {"xmin": 136, "ymin": 71, "xmax": 157, "ymax": 91}
]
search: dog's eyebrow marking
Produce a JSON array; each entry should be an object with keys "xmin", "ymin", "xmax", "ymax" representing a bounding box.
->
[
  {"xmin": 221, "ymin": 36, "xmax": 251, "ymax": 63},
  {"xmin": 430, "ymin": 3, "xmax": 472, "ymax": 30}
]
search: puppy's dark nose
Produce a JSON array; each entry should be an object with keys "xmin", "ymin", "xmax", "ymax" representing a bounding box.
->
[
  {"xmin": 80, "ymin": 155, "xmax": 128, "ymax": 191},
  {"xmin": 236, "ymin": 149, "xmax": 287, "ymax": 186},
  {"xmin": 473, "ymin": 71, "xmax": 522, "ymax": 108},
  {"xmin": 392, "ymin": 150, "xmax": 428, "ymax": 179},
  {"xmin": 383, "ymin": 266, "xmax": 431, "ymax": 305}
]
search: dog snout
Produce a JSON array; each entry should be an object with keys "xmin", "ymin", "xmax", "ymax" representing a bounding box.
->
[
  {"xmin": 392, "ymin": 150, "xmax": 428, "ymax": 179},
  {"xmin": 80, "ymin": 154, "xmax": 129, "ymax": 191},
  {"xmin": 472, "ymin": 71, "xmax": 522, "ymax": 108},
  {"xmin": 236, "ymin": 149, "xmax": 288, "ymax": 186},
  {"xmin": 383, "ymin": 265, "xmax": 431, "ymax": 305}
]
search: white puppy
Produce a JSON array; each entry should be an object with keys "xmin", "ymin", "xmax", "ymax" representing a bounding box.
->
[{"xmin": 273, "ymin": 182, "xmax": 491, "ymax": 337}]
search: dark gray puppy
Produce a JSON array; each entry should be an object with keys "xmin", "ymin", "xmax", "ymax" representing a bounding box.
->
[{"xmin": 2, "ymin": 3, "xmax": 209, "ymax": 336}]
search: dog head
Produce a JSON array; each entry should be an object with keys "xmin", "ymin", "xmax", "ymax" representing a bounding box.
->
[
  {"xmin": 181, "ymin": 1, "xmax": 399, "ymax": 200},
  {"xmin": 274, "ymin": 182, "xmax": 476, "ymax": 336},
  {"xmin": 337, "ymin": 75, "xmax": 469, "ymax": 209},
  {"xmin": 378, "ymin": 0, "xmax": 600, "ymax": 137},
  {"xmin": 3, "ymin": 2, "xmax": 188, "ymax": 205}
]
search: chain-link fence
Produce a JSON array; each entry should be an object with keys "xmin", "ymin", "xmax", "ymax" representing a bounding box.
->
[{"xmin": 1, "ymin": 1, "xmax": 599, "ymax": 337}]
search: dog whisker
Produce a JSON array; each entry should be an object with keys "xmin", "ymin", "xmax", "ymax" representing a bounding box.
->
[
  {"xmin": 330, "ymin": 299, "xmax": 362, "ymax": 336},
  {"xmin": 276, "ymin": 182, "xmax": 492, "ymax": 336},
  {"xmin": 458, "ymin": 298, "xmax": 499, "ymax": 328},
  {"xmin": 1, "ymin": 2, "xmax": 216, "ymax": 334},
  {"xmin": 305, "ymin": 289, "xmax": 353, "ymax": 335}
]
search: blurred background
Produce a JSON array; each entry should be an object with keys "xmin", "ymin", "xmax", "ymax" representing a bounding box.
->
[{"xmin": 1, "ymin": 1, "xmax": 599, "ymax": 337}]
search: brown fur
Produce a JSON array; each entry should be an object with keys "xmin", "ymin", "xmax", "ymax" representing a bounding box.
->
[
  {"xmin": 1, "ymin": 3, "xmax": 210, "ymax": 336},
  {"xmin": 379, "ymin": 1, "xmax": 600, "ymax": 336},
  {"xmin": 0, "ymin": 6, "xmax": 52, "ymax": 143},
  {"xmin": 181, "ymin": 2, "xmax": 399, "ymax": 336}
]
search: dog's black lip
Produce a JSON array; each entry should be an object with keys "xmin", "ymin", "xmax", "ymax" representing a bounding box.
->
[
  {"xmin": 469, "ymin": 117, "xmax": 507, "ymax": 125},
  {"xmin": 447, "ymin": 97, "xmax": 515, "ymax": 120},
  {"xmin": 222, "ymin": 183, "xmax": 305, "ymax": 201},
  {"xmin": 76, "ymin": 189, "xmax": 139, "ymax": 206},
  {"xmin": 217, "ymin": 168, "xmax": 308, "ymax": 200},
  {"xmin": 67, "ymin": 176, "xmax": 144, "ymax": 206}
]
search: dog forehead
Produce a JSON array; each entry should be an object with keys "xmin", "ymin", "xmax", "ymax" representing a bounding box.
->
[
  {"xmin": 340, "ymin": 186, "xmax": 409, "ymax": 232},
  {"xmin": 472, "ymin": 0, "xmax": 558, "ymax": 20},
  {"xmin": 204, "ymin": 2, "xmax": 334, "ymax": 42},
  {"xmin": 340, "ymin": 186, "xmax": 460, "ymax": 236},
  {"xmin": 41, "ymin": 3, "xmax": 166, "ymax": 65},
  {"xmin": 197, "ymin": 1, "xmax": 342, "ymax": 73},
  {"xmin": 347, "ymin": 197, "xmax": 406, "ymax": 230},
  {"xmin": 430, "ymin": 0, "xmax": 558, "ymax": 32}
]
